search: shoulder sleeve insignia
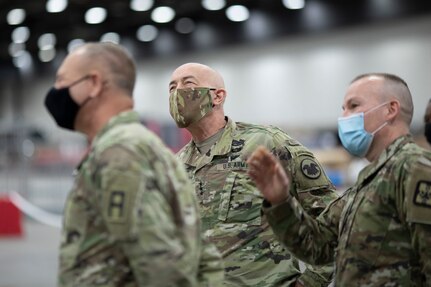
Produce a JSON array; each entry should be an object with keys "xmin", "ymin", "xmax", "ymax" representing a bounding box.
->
[
  {"xmin": 105, "ymin": 190, "xmax": 129, "ymax": 223},
  {"xmin": 300, "ymin": 158, "xmax": 321, "ymax": 179},
  {"xmin": 414, "ymin": 180, "xmax": 431, "ymax": 208}
]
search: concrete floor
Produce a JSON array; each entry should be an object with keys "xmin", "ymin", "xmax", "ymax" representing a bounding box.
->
[
  {"xmin": 0, "ymin": 220, "xmax": 335, "ymax": 287},
  {"xmin": 0, "ymin": 220, "xmax": 60, "ymax": 287}
]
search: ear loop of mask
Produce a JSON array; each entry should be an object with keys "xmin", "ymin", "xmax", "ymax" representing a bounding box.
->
[
  {"xmin": 210, "ymin": 88, "xmax": 216, "ymax": 108},
  {"xmin": 73, "ymin": 75, "xmax": 93, "ymax": 107},
  {"xmin": 365, "ymin": 101, "xmax": 390, "ymax": 135}
]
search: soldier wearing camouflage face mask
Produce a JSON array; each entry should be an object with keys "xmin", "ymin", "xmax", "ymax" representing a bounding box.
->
[{"xmin": 168, "ymin": 62, "xmax": 338, "ymax": 287}]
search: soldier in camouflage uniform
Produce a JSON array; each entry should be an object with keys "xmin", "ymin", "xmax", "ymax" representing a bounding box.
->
[
  {"xmin": 248, "ymin": 73, "xmax": 431, "ymax": 285},
  {"xmin": 168, "ymin": 63, "xmax": 338, "ymax": 286},
  {"xmin": 44, "ymin": 43, "xmax": 223, "ymax": 286},
  {"xmin": 424, "ymin": 99, "xmax": 431, "ymax": 144}
]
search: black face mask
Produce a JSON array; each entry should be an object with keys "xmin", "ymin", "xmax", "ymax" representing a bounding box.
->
[
  {"xmin": 44, "ymin": 76, "xmax": 89, "ymax": 130},
  {"xmin": 425, "ymin": 122, "xmax": 431, "ymax": 144}
]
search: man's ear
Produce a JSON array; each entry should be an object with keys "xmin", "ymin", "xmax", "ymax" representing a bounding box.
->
[
  {"xmin": 88, "ymin": 71, "xmax": 104, "ymax": 98},
  {"xmin": 387, "ymin": 99, "xmax": 400, "ymax": 122},
  {"xmin": 213, "ymin": 88, "xmax": 226, "ymax": 105}
]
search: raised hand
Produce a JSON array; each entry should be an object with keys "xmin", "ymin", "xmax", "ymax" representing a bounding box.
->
[{"xmin": 247, "ymin": 146, "xmax": 290, "ymax": 205}]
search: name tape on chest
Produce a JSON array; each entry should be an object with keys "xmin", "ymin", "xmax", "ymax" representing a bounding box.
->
[{"xmin": 216, "ymin": 161, "xmax": 248, "ymax": 171}]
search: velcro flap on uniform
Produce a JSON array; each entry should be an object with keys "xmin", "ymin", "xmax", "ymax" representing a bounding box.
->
[{"xmin": 406, "ymin": 156, "xmax": 431, "ymax": 224}]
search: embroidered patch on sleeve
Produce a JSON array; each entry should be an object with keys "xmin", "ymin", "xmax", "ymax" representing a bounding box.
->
[
  {"xmin": 300, "ymin": 158, "xmax": 321, "ymax": 179},
  {"xmin": 413, "ymin": 180, "xmax": 431, "ymax": 208},
  {"xmin": 105, "ymin": 190, "xmax": 129, "ymax": 223}
]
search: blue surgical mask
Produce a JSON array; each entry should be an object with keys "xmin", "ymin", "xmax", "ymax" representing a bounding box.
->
[{"xmin": 338, "ymin": 102, "xmax": 388, "ymax": 157}]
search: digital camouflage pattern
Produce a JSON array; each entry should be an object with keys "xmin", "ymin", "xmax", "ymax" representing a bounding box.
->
[
  {"xmin": 59, "ymin": 111, "xmax": 224, "ymax": 287},
  {"xmin": 177, "ymin": 117, "xmax": 338, "ymax": 286},
  {"xmin": 264, "ymin": 135, "xmax": 431, "ymax": 286},
  {"xmin": 169, "ymin": 87, "xmax": 213, "ymax": 128}
]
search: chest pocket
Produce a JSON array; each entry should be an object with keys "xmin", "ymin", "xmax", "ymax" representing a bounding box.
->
[
  {"xmin": 346, "ymin": 181, "xmax": 394, "ymax": 264},
  {"xmin": 217, "ymin": 172, "xmax": 262, "ymax": 226}
]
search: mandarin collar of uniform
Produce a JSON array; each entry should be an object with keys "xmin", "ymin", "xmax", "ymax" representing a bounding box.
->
[
  {"xmin": 75, "ymin": 110, "xmax": 139, "ymax": 171},
  {"xmin": 74, "ymin": 110, "xmax": 139, "ymax": 172},
  {"xmin": 356, "ymin": 134, "xmax": 414, "ymax": 185},
  {"xmin": 91, "ymin": 110, "xmax": 139, "ymax": 148},
  {"xmin": 210, "ymin": 116, "xmax": 236, "ymax": 156},
  {"xmin": 180, "ymin": 116, "xmax": 236, "ymax": 165}
]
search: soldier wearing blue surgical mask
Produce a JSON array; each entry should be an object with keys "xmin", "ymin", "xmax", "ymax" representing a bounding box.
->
[
  {"xmin": 337, "ymin": 74, "xmax": 413, "ymax": 160},
  {"xmin": 248, "ymin": 73, "xmax": 431, "ymax": 286}
]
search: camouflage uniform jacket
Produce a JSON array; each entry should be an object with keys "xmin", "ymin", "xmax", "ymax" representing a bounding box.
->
[
  {"xmin": 264, "ymin": 135, "xmax": 431, "ymax": 286},
  {"xmin": 177, "ymin": 117, "xmax": 338, "ymax": 286},
  {"xmin": 58, "ymin": 111, "xmax": 223, "ymax": 287}
]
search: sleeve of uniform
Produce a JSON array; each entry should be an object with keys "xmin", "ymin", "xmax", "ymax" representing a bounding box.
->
[
  {"xmin": 270, "ymin": 132, "xmax": 339, "ymax": 285},
  {"xmin": 198, "ymin": 235, "xmax": 225, "ymax": 286},
  {"xmin": 402, "ymin": 153, "xmax": 431, "ymax": 283},
  {"xmin": 93, "ymin": 145, "xmax": 197, "ymax": 286},
  {"xmin": 263, "ymin": 193, "xmax": 343, "ymax": 266}
]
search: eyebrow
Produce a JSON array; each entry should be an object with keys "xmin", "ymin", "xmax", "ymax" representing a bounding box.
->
[
  {"xmin": 169, "ymin": 75, "xmax": 197, "ymax": 87},
  {"xmin": 342, "ymin": 98, "xmax": 354, "ymax": 110}
]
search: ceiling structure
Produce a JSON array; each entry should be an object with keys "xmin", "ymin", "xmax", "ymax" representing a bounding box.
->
[{"xmin": 1, "ymin": 0, "xmax": 431, "ymax": 73}]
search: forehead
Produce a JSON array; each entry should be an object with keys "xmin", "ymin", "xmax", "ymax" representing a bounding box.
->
[
  {"xmin": 56, "ymin": 49, "xmax": 85, "ymax": 78},
  {"xmin": 171, "ymin": 65, "xmax": 203, "ymax": 81},
  {"xmin": 343, "ymin": 76, "xmax": 383, "ymax": 104}
]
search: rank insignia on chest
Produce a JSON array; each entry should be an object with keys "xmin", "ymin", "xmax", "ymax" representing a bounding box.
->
[
  {"xmin": 414, "ymin": 180, "xmax": 431, "ymax": 207},
  {"xmin": 229, "ymin": 139, "xmax": 245, "ymax": 161}
]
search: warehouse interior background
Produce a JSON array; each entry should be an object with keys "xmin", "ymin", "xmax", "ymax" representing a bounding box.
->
[{"xmin": 1, "ymin": 0, "xmax": 431, "ymax": 286}]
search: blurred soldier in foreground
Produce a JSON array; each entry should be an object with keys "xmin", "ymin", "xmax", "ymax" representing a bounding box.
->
[
  {"xmin": 424, "ymin": 99, "xmax": 431, "ymax": 145},
  {"xmin": 248, "ymin": 73, "xmax": 431, "ymax": 285},
  {"xmin": 168, "ymin": 62, "xmax": 338, "ymax": 286},
  {"xmin": 44, "ymin": 43, "xmax": 223, "ymax": 286}
]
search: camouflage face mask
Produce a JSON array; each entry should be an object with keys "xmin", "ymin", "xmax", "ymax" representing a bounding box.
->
[{"xmin": 169, "ymin": 87, "xmax": 214, "ymax": 128}]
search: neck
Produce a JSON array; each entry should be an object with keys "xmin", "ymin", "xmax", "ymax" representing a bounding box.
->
[
  {"xmin": 366, "ymin": 124, "xmax": 409, "ymax": 162},
  {"xmin": 187, "ymin": 113, "xmax": 227, "ymax": 143},
  {"xmin": 76, "ymin": 92, "xmax": 134, "ymax": 143}
]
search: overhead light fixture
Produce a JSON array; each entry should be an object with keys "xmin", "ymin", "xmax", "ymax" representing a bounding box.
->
[
  {"xmin": 7, "ymin": 9, "xmax": 26, "ymax": 25},
  {"xmin": 13, "ymin": 50, "xmax": 33, "ymax": 70},
  {"xmin": 282, "ymin": 0, "xmax": 305, "ymax": 10},
  {"xmin": 192, "ymin": 23, "xmax": 216, "ymax": 48},
  {"xmin": 85, "ymin": 7, "xmax": 107, "ymax": 24},
  {"xmin": 38, "ymin": 33, "xmax": 57, "ymax": 50},
  {"xmin": 226, "ymin": 5, "xmax": 249, "ymax": 22},
  {"xmin": 175, "ymin": 18, "xmax": 196, "ymax": 34},
  {"xmin": 130, "ymin": 0, "xmax": 154, "ymax": 12},
  {"xmin": 100, "ymin": 32, "xmax": 121, "ymax": 44},
  {"xmin": 202, "ymin": 0, "xmax": 226, "ymax": 11},
  {"xmin": 68, "ymin": 39, "xmax": 85, "ymax": 52},
  {"xmin": 244, "ymin": 11, "xmax": 273, "ymax": 40},
  {"xmin": 11, "ymin": 26, "xmax": 30, "ymax": 43},
  {"xmin": 46, "ymin": 0, "xmax": 68, "ymax": 13},
  {"xmin": 39, "ymin": 48, "xmax": 56, "ymax": 62},
  {"xmin": 151, "ymin": 6, "xmax": 175, "ymax": 23},
  {"xmin": 137, "ymin": 25, "xmax": 158, "ymax": 42},
  {"xmin": 9, "ymin": 42, "xmax": 26, "ymax": 57}
]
